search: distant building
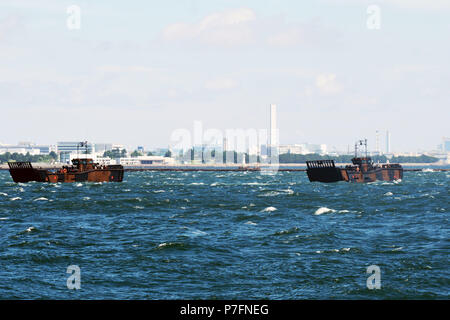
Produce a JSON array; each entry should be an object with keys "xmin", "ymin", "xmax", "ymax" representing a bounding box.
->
[
  {"xmin": 0, "ymin": 142, "xmax": 43, "ymax": 155},
  {"xmin": 35, "ymin": 145, "xmax": 57, "ymax": 155},
  {"xmin": 152, "ymin": 148, "xmax": 169, "ymax": 156},
  {"xmin": 0, "ymin": 145, "xmax": 41, "ymax": 155},
  {"xmin": 375, "ymin": 130, "xmax": 381, "ymax": 154},
  {"xmin": 270, "ymin": 104, "xmax": 277, "ymax": 147},
  {"xmin": 279, "ymin": 144, "xmax": 306, "ymax": 155},
  {"xmin": 69, "ymin": 153, "xmax": 114, "ymax": 165},
  {"xmin": 305, "ymin": 144, "xmax": 327, "ymax": 154},
  {"xmin": 268, "ymin": 104, "xmax": 279, "ymax": 162},
  {"xmin": 443, "ymin": 137, "xmax": 450, "ymax": 152},
  {"xmin": 0, "ymin": 142, "xmax": 57, "ymax": 156},
  {"xmin": 278, "ymin": 143, "xmax": 327, "ymax": 155},
  {"xmin": 118, "ymin": 156, "xmax": 175, "ymax": 166},
  {"xmin": 94, "ymin": 143, "xmax": 113, "ymax": 154},
  {"xmin": 58, "ymin": 141, "xmax": 94, "ymax": 163}
]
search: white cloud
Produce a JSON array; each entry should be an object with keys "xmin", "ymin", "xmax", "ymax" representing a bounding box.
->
[
  {"xmin": 162, "ymin": 8, "xmax": 256, "ymax": 46},
  {"xmin": 267, "ymin": 28, "xmax": 306, "ymax": 46},
  {"xmin": 97, "ymin": 65, "xmax": 156, "ymax": 74},
  {"xmin": 162, "ymin": 8, "xmax": 339, "ymax": 48},
  {"xmin": 325, "ymin": 0, "xmax": 450, "ymax": 10},
  {"xmin": 204, "ymin": 77, "xmax": 238, "ymax": 90},
  {"xmin": 315, "ymin": 73, "xmax": 342, "ymax": 95}
]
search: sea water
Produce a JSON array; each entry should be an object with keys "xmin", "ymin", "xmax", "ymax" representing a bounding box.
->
[{"xmin": 0, "ymin": 170, "xmax": 448, "ymax": 299}]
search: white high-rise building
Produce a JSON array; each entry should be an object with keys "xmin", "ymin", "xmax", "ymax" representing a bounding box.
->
[{"xmin": 270, "ymin": 104, "xmax": 277, "ymax": 147}]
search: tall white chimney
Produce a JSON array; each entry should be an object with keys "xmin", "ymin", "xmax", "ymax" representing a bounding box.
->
[{"xmin": 386, "ymin": 130, "xmax": 391, "ymax": 154}]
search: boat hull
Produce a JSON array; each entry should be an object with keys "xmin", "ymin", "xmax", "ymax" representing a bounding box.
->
[{"xmin": 340, "ymin": 167, "xmax": 403, "ymax": 183}]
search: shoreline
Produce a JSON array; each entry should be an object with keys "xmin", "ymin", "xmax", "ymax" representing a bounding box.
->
[{"xmin": 0, "ymin": 162, "xmax": 448, "ymax": 172}]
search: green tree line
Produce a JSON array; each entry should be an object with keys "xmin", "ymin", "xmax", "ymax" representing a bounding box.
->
[
  {"xmin": 0, "ymin": 152, "xmax": 58, "ymax": 164},
  {"xmin": 102, "ymin": 149, "xmax": 127, "ymax": 158},
  {"xmin": 279, "ymin": 153, "xmax": 439, "ymax": 164},
  {"xmin": 174, "ymin": 149, "xmax": 439, "ymax": 164}
]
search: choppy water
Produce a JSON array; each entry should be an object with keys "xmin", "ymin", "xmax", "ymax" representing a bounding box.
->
[{"xmin": 0, "ymin": 170, "xmax": 448, "ymax": 299}]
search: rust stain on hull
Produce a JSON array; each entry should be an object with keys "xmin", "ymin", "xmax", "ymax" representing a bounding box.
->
[{"xmin": 306, "ymin": 158, "xmax": 403, "ymax": 183}]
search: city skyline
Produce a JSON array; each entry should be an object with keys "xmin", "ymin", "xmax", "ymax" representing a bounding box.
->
[
  {"xmin": 2, "ymin": 133, "xmax": 449, "ymax": 156},
  {"xmin": 0, "ymin": 1, "xmax": 449, "ymax": 152}
]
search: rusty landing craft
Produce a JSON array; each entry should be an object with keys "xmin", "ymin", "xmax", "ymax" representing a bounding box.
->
[
  {"xmin": 306, "ymin": 139, "xmax": 403, "ymax": 183},
  {"xmin": 8, "ymin": 142, "xmax": 124, "ymax": 183}
]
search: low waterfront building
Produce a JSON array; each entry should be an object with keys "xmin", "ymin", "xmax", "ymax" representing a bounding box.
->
[
  {"xmin": 94, "ymin": 143, "xmax": 113, "ymax": 153},
  {"xmin": 278, "ymin": 143, "xmax": 327, "ymax": 155},
  {"xmin": 0, "ymin": 142, "xmax": 57, "ymax": 156},
  {"xmin": 118, "ymin": 156, "xmax": 175, "ymax": 166},
  {"xmin": 0, "ymin": 146, "xmax": 41, "ymax": 155},
  {"xmin": 279, "ymin": 144, "xmax": 306, "ymax": 155}
]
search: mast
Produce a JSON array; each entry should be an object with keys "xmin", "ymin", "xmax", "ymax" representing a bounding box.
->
[
  {"xmin": 364, "ymin": 139, "xmax": 368, "ymax": 158},
  {"xmin": 354, "ymin": 139, "xmax": 368, "ymax": 158}
]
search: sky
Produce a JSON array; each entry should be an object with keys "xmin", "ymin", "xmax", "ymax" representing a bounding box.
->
[{"xmin": 0, "ymin": 0, "xmax": 449, "ymax": 153}]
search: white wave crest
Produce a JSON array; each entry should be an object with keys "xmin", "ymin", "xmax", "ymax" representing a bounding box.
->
[
  {"xmin": 261, "ymin": 206, "xmax": 277, "ymax": 212},
  {"xmin": 34, "ymin": 197, "xmax": 49, "ymax": 201},
  {"xmin": 314, "ymin": 207, "xmax": 336, "ymax": 215}
]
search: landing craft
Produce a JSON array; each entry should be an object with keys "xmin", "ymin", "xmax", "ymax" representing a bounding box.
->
[
  {"xmin": 7, "ymin": 142, "xmax": 124, "ymax": 183},
  {"xmin": 8, "ymin": 159, "xmax": 124, "ymax": 183},
  {"xmin": 306, "ymin": 139, "xmax": 403, "ymax": 183}
]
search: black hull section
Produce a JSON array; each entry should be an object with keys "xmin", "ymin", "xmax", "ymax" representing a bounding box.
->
[
  {"xmin": 306, "ymin": 167, "xmax": 343, "ymax": 183},
  {"xmin": 8, "ymin": 162, "xmax": 45, "ymax": 183},
  {"xmin": 306, "ymin": 160, "xmax": 343, "ymax": 183}
]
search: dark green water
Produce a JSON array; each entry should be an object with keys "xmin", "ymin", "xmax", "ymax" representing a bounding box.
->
[{"xmin": 0, "ymin": 170, "xmax": 448, "ymax": 299}]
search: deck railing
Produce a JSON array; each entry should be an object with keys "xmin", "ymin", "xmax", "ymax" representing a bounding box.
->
[{"xmin": 8, "ymin": 162, "xmax": 33, "ymax": 169}]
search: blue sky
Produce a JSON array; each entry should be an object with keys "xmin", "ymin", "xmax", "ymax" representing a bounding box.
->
[{"xmin": 0, "ymin": 0, "xmax": 449, "ymax": 152}]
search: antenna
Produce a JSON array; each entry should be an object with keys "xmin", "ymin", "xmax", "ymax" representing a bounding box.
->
[
  {"xmin": 376, "ymin": 130, "xmax": 379, "ymax": 154},
  {"xmin": 364, "ymin": 138, "xmax": 368, "ymax": 158},
  {"xmin": 355, "ymin": 139, "xmax": 368, "ymax": 158}
]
